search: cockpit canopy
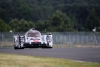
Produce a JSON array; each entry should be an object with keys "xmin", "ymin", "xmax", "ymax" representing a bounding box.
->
[{"xmin": 26, "ymin": 29, "xmax": 41, "ymax": 37}]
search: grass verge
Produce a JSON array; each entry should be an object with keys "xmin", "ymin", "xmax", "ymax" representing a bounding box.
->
[{"xmin": 0, "ymin": 53, "xmax": 100, "ymax": 67}]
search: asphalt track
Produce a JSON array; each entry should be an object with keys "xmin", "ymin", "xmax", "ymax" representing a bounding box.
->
[{"xmin": 0, "ymin": 47, "xmax": 100, "ymax": 63}]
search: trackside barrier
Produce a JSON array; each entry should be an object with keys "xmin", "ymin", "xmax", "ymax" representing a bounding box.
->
[{"xmin": 0, "ymin": 32, "xmax": 100, "ymax": 48}]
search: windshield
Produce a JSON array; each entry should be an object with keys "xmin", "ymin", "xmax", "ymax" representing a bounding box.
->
[{"xmin": 27, "ymin": 32, "xmax": 40, "ymax": 37}]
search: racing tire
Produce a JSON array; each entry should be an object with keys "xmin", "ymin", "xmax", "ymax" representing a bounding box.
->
[
  {"xmin": 20, "ymin": 47, "xmax": 24, "ymax": 49},
  {"xmin": 14, "ymin": 45, "xmax": 24, "ymax": 49},
  {"xmin": 14, "ymin": 46, "xmax": 19, "ymax": 49}
]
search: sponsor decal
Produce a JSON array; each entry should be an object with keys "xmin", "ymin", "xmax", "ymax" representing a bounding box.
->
[{"xmin": 33, "ymin": 40, "xmax": 39, "ymax": 42}]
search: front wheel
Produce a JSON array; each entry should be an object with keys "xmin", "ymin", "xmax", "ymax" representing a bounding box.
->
[
  {"xmin": 14, "ymin": 45, "xmax": 24, "ymax": 49},
  {"xmin": 21, "ymin": 47, "xmax": 24, "ymax": 49},
  {"xmin": 14, "ymin": 45, "xmax": 19, "ymax": 49}
]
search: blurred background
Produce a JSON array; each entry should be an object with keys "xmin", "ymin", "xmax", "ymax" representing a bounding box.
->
[{"xmin": 0, "ymin": 0, "xmax": 100, "ymax": 48}]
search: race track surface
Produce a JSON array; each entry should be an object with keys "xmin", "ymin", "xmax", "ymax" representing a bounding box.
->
[{"xmin": 0, "ymin": 47, "xmax": 100, "ymax": 63}]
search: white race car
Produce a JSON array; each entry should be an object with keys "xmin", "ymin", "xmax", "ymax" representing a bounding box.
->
[{"xmin": 13, "ymin": 28, "xmax": 53, "ymax": 49}]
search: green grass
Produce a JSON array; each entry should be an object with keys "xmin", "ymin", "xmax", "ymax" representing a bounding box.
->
[
  {"xmin": 0, "ymin": 41, "xmax": 13, "ymax": 47},
  {"xmin": 0, "ymin": 53, "xmax": 100, "ymax": 67},
  {"xmin": 53, "ymin": 44, "xmax": 100, "ymax": 48}
]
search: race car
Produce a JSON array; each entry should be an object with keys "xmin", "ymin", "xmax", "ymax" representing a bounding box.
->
[{"xmin": 13, "ymin": 28, "xmax": 53, "ymax": 49}]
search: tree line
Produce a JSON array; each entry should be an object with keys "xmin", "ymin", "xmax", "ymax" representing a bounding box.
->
[
  {"xmin": 0, "ymin": 0, "xmax": 100, "ymax": 32},
  {"xmin": 0, "ymin": 10, "xmax": 74, "ymax": 32}
]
